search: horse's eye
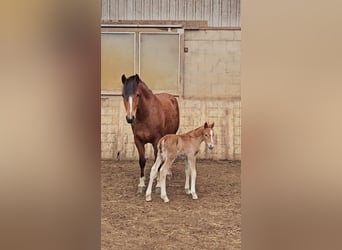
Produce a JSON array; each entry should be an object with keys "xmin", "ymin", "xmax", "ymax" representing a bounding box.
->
[
  {"xmin": 205, "ymin": 134, "xmax": 208, "ymax": 137},
  {"xmin": 136, "ymin": 93, "xmax": 140, "ymax": 97}
]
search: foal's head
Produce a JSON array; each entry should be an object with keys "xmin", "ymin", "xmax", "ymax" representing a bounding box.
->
[
  {"xmin": 203, "ymin": 122, "xmax": 215, "ymax": 150},
  {"xmin": 121, "ymin": 74, "xmax": 141, "ymax": 123}
]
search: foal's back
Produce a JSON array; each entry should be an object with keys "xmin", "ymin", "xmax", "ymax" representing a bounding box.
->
[{"xmin": 158, "ymin": 133, "xmax": 197, "ymax": 159}]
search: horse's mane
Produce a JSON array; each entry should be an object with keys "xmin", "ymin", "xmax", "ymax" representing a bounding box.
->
[{"xmin": 123, "ymin": 75, "xmax": 153, "ymax": 96}]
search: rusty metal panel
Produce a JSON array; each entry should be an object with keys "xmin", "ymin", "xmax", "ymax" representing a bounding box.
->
[{"xmin": 102, "ymin": 0, "xmax": 240, "ymax": 27}]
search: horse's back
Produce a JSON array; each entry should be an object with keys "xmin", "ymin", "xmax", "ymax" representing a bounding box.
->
[{"xmin": 156, "ymin": 93, "xmax": 179, "ymax": 134}]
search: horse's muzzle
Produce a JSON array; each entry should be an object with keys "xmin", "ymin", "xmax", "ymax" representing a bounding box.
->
[
  {"xmin": 208, "ymin": 144, "xmax": 214, "ymax": 150},
  {"xmin": 126, "ymin": 115, "xmax": 135, "ymax": 123}
]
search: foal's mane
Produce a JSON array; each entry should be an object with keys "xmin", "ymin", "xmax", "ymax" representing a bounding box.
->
[{"xmin": 186, "ymin": 125, "xmax": 205, "ymax": 138}]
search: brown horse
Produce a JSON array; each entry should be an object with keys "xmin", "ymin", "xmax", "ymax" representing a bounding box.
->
[
  {"xmin": 121, "ymin": 74, "xmax": 180, "ymax": 192},
  {"xmin": 146, "ymin": 122, "xmax": 215, "ymax": 203}
]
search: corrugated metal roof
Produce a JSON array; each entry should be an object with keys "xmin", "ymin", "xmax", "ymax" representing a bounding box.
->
[{"xmin": 102, "ymin": 0, "xmax": 240, "ymax": 27}]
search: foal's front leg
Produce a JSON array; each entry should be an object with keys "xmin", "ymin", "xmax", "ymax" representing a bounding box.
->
[
  {"xmin": 188, "ymin": 156, "xmax": 198, "ymax": 200},
  {"xmin": 184, "ymin": 158, "xmax": 191, "ymax": 195}
]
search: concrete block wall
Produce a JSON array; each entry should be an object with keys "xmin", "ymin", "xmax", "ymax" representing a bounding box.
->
[{"xmin": 101, "ymin": 96, "xmax": 241, "ymax": 161}]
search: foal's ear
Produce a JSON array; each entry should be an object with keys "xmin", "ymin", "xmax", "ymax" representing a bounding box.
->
[
  {"xmin": 121, "ymin": 74, "xmax": 127, "ymax": 84},
  {"xmin": 210, "ymin": 122, "xmax": 215, "ymax": 128},
  {"xmin": 204, "ymin": 122, "xmax": 208, "ymax": 128}
]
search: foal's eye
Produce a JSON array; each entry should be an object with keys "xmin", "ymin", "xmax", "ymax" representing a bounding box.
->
[
  {"xmin": 205, "ymin": 134, "xmax": 208, "ymax": 137},
  {"xmin": 136, "ymin": 93, "xmax": 140, "ymax": 97}
]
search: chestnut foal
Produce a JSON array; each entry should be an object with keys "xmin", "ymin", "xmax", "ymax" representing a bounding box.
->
[{"xmin": 146, "ymin": 122, "xmax": 215, "ymax": 203}]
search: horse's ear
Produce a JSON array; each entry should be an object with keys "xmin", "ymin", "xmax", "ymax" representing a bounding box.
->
[
  {"xmin": 210, "ymin": 122, "xmax": 215, "ymax": 128},
  {"xmin": 204, "ymin": 122, "xmax": 208, "ymax": 128},
  {"xmin": 135, "ymin": 74, "xmax": 140, "ymax": 83},
  {"xmin": 121, "ymin": 74, "xmax": 126, "ymax": 85}
]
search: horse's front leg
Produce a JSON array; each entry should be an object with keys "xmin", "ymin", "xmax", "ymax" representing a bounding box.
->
[{"xmin": 134, "ymin": 138, "xmax": 146, "ymax": 193}]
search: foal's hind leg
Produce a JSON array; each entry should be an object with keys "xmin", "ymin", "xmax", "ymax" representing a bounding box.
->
[
  {"xmin": 152, "ymin": 142, "xmax": 161, "ymax": 194},
  {"xmin": 146, "ymin": 155, "xmax": 162, "ymax": 202},
  {"xmin": 160, "ymin": 157, "xmax": 175, "ymax": 203}
]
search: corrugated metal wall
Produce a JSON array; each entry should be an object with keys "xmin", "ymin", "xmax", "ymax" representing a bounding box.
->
[{"xmin": 102, "ymin": 0, "xmax": 240, "ymax": 27}]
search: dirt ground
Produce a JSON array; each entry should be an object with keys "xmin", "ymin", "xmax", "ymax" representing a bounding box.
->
[{"xmin": 101, "ymin": 159, "xmax": 241, "ymax": 250}]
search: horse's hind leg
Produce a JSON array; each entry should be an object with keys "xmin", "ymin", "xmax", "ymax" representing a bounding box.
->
[{"xmin": 135, "ymin": 138, "xmax": 146, "ymax": 193}]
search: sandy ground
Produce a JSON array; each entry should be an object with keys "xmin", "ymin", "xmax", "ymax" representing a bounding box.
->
[{"xmin": 101, "ymin": 159, "xmax": 241, "ymax": 249}]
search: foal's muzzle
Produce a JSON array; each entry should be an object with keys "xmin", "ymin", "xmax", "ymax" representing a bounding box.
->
[
  {"xmin": 126, "ymin": 115, "xmax": 135, "ymax": 123},
  {"xmin": 208, "ymin": 144, "xmax": 215, "ymax": 150}
]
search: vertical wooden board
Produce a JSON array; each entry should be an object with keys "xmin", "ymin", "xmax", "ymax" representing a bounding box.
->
[
  {"xmin": 169, "ymin": 0, "xmax": 176, "ymax": 20},
  {"xmin": 221, "ymin": 0, "xmax": 229, "ymax": 26},
  {"xmin": 152, "ymin": 0, "xmax": 159, "ymax": 20},
  {"xmin": 135, "ymin": 0, "xmax": 142, "ymax": 20},
  {"xmin": 236, "ymin": 0, "xmax": 240, "ymax": 27},
  {"xmin": 211, "ymin": 0, "xmax": 220, "ymax": 27},
  {"xmin": 160, "ymin": 0, "xmax": 170, "ymax": 20},
  {"xmin": 203, "ymin": 0, "xmax": 212, "ymax": 26},
  {"xmin": 177, "ymin": 0, "xmax": 185, "ymax": 19},
  {"xmin": 102, "ymin": 0, "xmax": 109, "ymax": 21},
  {"xmin": 126, "ymin": 0, "xmax": 134, "ymax": 20},
  {"xmin": 185, "ymin": 0, "xmax": 192, "ymax": 20},
  {"xmin": 118, "ymin": 0, "xmax": 126, "ymax": 20},
  {"xmin": 230, "ymin": 0, "xmax": 236, "ymax": 27},
  {"xmin": 194, "ymin": 0, "xmax": 202, "ymax": 20},
  {"xmin": 142, "ymin": 0, "xmax": 152, "ymax": 20}
]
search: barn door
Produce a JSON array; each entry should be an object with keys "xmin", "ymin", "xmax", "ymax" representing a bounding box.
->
[{"xmin": 101, "ymin": 29, "xmax": 183, "ymax": 95}]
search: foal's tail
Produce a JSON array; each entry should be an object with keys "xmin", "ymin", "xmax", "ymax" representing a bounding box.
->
[
  {"xmin": 158, "ymin": 139, "xmax": 165, "ymax": 158},
  {"xmin": 157, "ymin": 139, "xmax": 166, "ymax": 171}
]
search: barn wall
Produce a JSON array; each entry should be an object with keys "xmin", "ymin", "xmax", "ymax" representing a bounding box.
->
[
  {"xmin": 102, "ymin": 0, "xmax": 240, "ymax": 27},
  {"xmin": 184, "ymin": 30, "xmax": 240, "ymax": 98},
  {"xmin": 101, "ymin": 30, "xmax": 241, "ymax": 161},
  {"xmin": 101, "ymin": 97, "xmax": 241, "ymax": 161}
]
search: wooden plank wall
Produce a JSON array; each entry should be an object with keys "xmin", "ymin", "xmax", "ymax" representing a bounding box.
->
[{"xmin": 102, "ymin": 0, "xmax": 240, "ymax": 27}]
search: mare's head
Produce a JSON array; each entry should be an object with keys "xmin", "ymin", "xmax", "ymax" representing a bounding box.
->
[
  {"xmin": 121, "ymin": 74, "xmax": 141, "ymax": 123},
  {"xmin": 203, "ymin": 122, "xmax": 215, "ymax": 150}
]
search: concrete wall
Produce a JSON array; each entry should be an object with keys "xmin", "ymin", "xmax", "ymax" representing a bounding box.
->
[
  {"xmin": 184, "ymin": 30, "xmax": 240, "ymax": 98},
  {"xmin": 101, "ymin": 29, "xmax": 241, "ymax": 160}
]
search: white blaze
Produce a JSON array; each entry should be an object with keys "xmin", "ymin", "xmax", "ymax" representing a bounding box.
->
[
  {"xmin": 210, "ymin": 129, "xmax": 214, "ymax": 145},
  {"xmin": 128, "ymin": 96, "xmax": 133, "ymax": 115}
]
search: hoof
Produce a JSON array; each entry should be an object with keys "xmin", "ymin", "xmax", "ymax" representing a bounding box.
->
[
  {"xmin": 146, "ymin": 195, "xmax": 152, "ymax": 202},
  {"xmin": 191, "ymin": 193, "xmax": 198, "ymax": 200},
  {"xmin": 161, "ymin": 195, "xmax": 169, "ymax": 203},
  {"xmin": 137, "ymin": 186, "xmax": 145, "ymax": 193},
  {"xmin": 185, "ymin": 188, "xmax": 191, "ymax": 195},
  {"xmin": 155, "ymin": 187, "xmax": 161, "ymax": 194}
]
